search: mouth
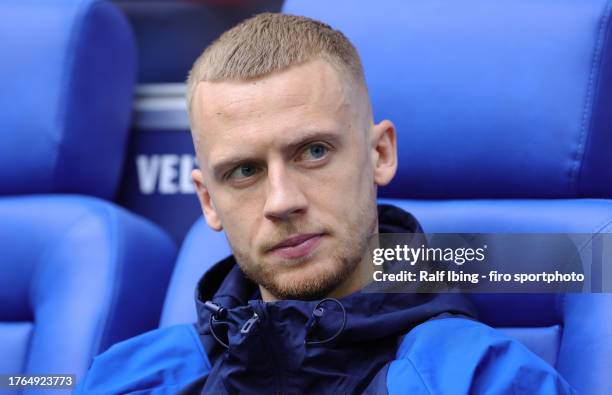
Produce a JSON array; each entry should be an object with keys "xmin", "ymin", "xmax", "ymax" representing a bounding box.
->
[{"xmin": 268, "ymin": 233, "xmax": 325, "ymax": 260}]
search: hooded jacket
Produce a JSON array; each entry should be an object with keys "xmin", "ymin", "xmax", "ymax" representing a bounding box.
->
[{"xmin": 78, "ymin": 205, "xmax": 576, "ymax": 394}]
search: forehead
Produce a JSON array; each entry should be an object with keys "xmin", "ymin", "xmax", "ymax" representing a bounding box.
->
[
  {"xmin": 194, "ymin": 59, "xmax": 351, "ymax": 120},
  {"xmin": 190, "ymin": 59, "xmax": 358, "ymax": 166}
]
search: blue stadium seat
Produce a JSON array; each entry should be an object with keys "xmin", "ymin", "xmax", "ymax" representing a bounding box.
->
[
  {"xmin": 162, "ymin": 0, "xmax": 612, "ymax": 394},
  {"xmin": 0, "ymin": 0, "xmax": 177, "ymax": 386}
]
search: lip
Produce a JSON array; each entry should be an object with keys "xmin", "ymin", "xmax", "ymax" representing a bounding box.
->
[{"xmin": 268, "ymin": 233, "xmax": 324, "ymax": 260}]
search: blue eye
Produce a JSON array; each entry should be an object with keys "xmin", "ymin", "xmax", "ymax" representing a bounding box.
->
[
  {"xmin": 304, "ymin": 143, "xmax": 328, "ymax": 160},
  {"xmin": 229, "ymin": 164, "xmax": 257, "ymax": 180}
]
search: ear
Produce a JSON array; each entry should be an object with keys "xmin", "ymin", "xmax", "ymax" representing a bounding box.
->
[
  {"xmin": 371, "ymin": 119, "xmax": 398, "ymax": 186},
  {"xmin": 192, "ymin": 169, "xmax": 223, "ymax": 231}
]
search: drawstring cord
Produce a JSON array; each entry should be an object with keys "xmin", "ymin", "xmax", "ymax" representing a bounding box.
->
[
  {"xmin": 205, "ymin": 300, "xmax": 260, "ymax": 349},
  {"xmin": 204, "ymin": 301, "xmax": 230, "ymax": 349},
  {"xmin": 305, "ymin": 298, "xmax": 347, "ymax": 346},
  {"xmin": 205, "ymin": 297, "xmax": 347, "ymax": 348}
]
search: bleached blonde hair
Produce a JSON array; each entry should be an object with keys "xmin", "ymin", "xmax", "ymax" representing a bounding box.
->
[{"xmin": 186, "ymin": 12, "xmax": 365, "ymax": 117}]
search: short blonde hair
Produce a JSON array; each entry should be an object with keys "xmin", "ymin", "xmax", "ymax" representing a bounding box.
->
[{"xmin": 186, "ymin": 12, "xmax": 365, "ymax": 116}]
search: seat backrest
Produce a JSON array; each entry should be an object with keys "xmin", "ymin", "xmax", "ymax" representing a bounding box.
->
[{"xmin": 0, "ymin": 0, "xmax": 136, "ymax": 200}]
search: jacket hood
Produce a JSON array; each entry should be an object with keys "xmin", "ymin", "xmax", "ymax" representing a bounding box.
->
[{"xmin": 191, "ymin": 204, "xmax": 476, "ymax": 394}]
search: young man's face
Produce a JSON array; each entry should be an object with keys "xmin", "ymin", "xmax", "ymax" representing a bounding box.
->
[{"xmin": 191, "ymin": 59, "xmax": 397, "ymax": 301}]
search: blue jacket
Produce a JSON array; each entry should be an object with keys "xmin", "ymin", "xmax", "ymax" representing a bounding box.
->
[{"xmin": 78, "ymin": 206, "xmax": 576, "ymax": 394}]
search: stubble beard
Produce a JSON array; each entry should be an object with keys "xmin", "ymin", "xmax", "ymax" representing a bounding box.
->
[{"xmin": 232, "ymin": 203, "xmax": 378, "ymax": 301}]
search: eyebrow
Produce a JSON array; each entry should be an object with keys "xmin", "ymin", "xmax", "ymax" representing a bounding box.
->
[{"xmin": 210, "ymin": 129, "xmax": 342, "ymax": 179}]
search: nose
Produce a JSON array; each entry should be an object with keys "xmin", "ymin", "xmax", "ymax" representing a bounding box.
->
[{"xmin": 263, "ymin": 164, "xmax": 308, "ymax": 221}]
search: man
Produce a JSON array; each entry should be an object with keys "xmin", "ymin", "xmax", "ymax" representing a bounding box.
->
[{"xmin": 79, "ymin": 13, "xmax": 575, "ymax": 394}]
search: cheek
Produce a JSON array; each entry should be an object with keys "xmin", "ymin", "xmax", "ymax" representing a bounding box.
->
[
  {"xmin": 332, "ymin": 144, "xmax": 374, "ymax": 200},
  {"xmin": 309, "ymin": 149, "xmax": 374, "ymax": 223},
  {"xmin": 214, "ymin": 189, "xmax": 264, "ymax": 251}
]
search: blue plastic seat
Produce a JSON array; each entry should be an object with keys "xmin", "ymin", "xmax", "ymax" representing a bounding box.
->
[{"xmin": 0, "ymin": 0, "xmax": 177, "ymax": 385}]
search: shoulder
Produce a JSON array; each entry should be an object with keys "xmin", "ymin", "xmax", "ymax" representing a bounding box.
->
[
  {"xmin": 386, "ymin": 318, "xmax": 576, "ymax": 395},
  {"xmin": 77, "ymin": 324, "xmax": 211, "ymax": 394}
]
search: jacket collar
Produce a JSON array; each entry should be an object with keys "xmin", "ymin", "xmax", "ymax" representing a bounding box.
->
[{"xmin": 194, "ymin": 204, "xmax": 475, "ymax": 347}]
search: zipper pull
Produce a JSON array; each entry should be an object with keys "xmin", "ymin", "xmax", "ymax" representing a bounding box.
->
[
  {"xmin": 240, "ymin": 312, "xmax": 260, "ymax": 334},
  {"xmin": 305, "ymin": 307, "xmax": 324, "ymax": 332}
]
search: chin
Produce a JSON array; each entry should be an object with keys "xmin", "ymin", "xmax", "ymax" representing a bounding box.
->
[{"xmin": 269, "ymin": 260, "xmax": 347, "ymax": 300}]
